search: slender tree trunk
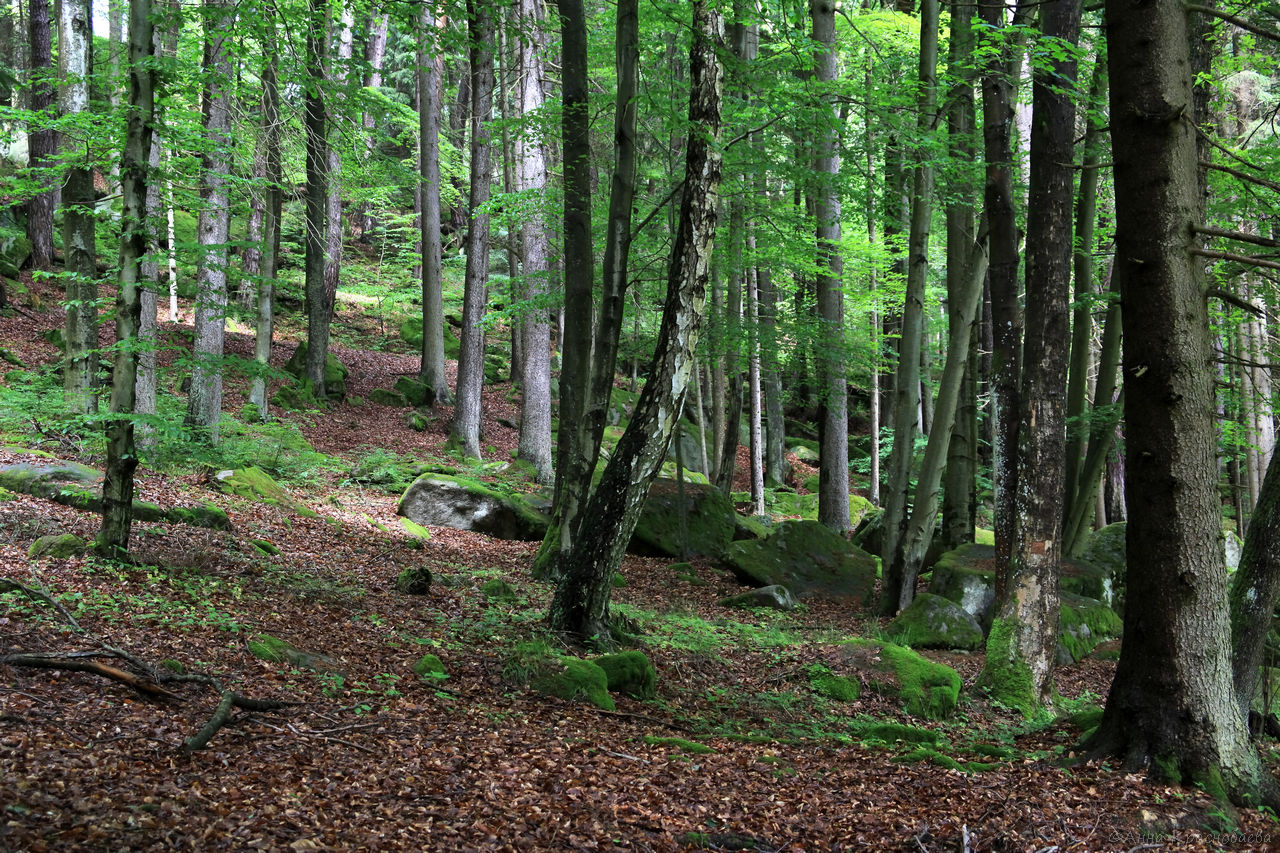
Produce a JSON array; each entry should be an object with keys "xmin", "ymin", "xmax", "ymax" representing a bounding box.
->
[
  {"xmin": 533, "ymin": 0, "xmax": 593, "ymax": 579},
  {"xmin": 547, "ymin": 1, "xmax": 723, "ymax": 644},
  {"xmin": 449, "ymin": 0, "xmax": 495, "ymax": 460},
  {"xmin": 60, "ymin": 0, "xmax": 97, "ymax": 415},
  {"xmin": 136, "ymin": 136, "xmax": 160, "ymax": 450},
  {"xmin": 1231, "ymin": 447, "xmax": 1280, "ymax": 723},
  {"xmin": 25, "ymin": 0, "xmax": 54, "ymax": 271},
  {"xmin": 418, "ymin": 7, "xmax": 450, "ymax": 402},
  {"xmin": 880, "ymin": 0, "xmax": 939, "ymax": 612},
  {"xmin": 324, "ymin": 4, "xmax": 354, "ymax": 321},
  {"xmin": 98, "ymin": 0, "xmax": 153, "ymax": 558},
  {"xmin": 1083, "ymin": 0, "xmax": 1279, "ymax": 809},
  {"xmin": 303, "ymin": 0, "xmax": 330, "ymax": 401},
  {"xmin": 515, "ymin": 0, "xmax": 553, "ymax": 484},
  {"xmin": 360, "ymin": 8, "xmax": 390, "ymax": 242},
  {"xmin": 249, "ymin": 53, "xmax": 282, "ymax": 420},
  {"xmin": 185, "ymin": 0, "xmax": 233, "ymax": 441},
  {"xmin": 941, "ymin": 0, "xmax": 978, "ymax": 550},
  {"xmin": 812, "ymin": 0, "xmax": 849, "ymax": 532}
]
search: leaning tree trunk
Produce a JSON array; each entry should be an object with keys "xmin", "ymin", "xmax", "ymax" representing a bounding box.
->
[
  {"xmin": 515, "ymin": 0, "xmax": 554, "ymax": 484},
  {"xmin": 880, "ymin": 0, "xmax": 939, "ymax": 613},
  {"xmin": 1082, "ymin": 0, "xmax": 1280, "ymax": 809},
  {"xmin": 547, "ymin": 0, "xmax": 723, "ymax": 644},
  {"xmin": 417, "ymin": 7, "xmax": 450, "ymax": 403},
  {"xmin": 26, "ymin": 0, "xmax": 55, "ymax": 271},
  {"xmin": 448, "ymin": 0, "xmax": 494, "ymax": 460},
  {"xmin": 60, "ymin": 0, "xmax": 97, "ymax": 415},
  {"xmin": 98, "ymin": 0, "xmax": 153, "ymax": 558},
  {"xmin": 185, "ymin": 0, "xmax": 233, "ymax": 441}
]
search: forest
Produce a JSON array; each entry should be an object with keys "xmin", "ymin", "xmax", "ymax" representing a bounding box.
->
[{"xmin": 2, "ymin": 0, "xmax": 1280, "ymax": 848}]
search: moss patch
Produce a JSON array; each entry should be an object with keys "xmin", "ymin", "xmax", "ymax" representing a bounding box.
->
[
  {"xmin": 885, "ymin": 592, "xmax": 984, "ymax": 650},
  {"xmin": 412, "ymin": 654, "xmax": 447, "ymax": 679},
  {"xmin": 481, "ymin": 578, "xmax": 517, "ymax": 602},
  {"xmin": 28, "ymin": 533, "xmax": 86, "ymax": 560},
  {"xmin": 400, "ymin": 518, "xmax": 432, "ymax": 542},
  {"xmin": 978, "ymin": 618, "xmax": 1037, "ymax": 716},
  {"xmin": 531, "ymin": 657, "xmax": 615, "ymax": 711},
  {"xmin": 212, "ymin": 467, "xmax": 315, "ymax": 517},
  {"xmin": 643, "ymin": 735, "xmax": 715, "ymax": 755},
  {"xmin": 810, "ymin": 672, "xmax": 860, "ymax": 702},
  {"xmin": 1058, "ymin": 593, "xmax": 1122, "ymax": 664},
  {"xmin": 725, "ymin": 520, "xmax": 876, "ymax": 603},
  {"xmin": 852, "ymin": 721, "xmax": 941, "ymax": 746},
  {"xmin": 839, "ymin": 639, "xmax": 963, "ymax": 720},
  {"xmin": 630, "ymin": 480, "xmax": 735, "ymax": 559},
  {"xmin": 594, "ymin": 651, "xmax": 657, "ymax": 699},
  {"xmin": 396, "ymin": 567, "xmax": 433, "ymax": 595}
]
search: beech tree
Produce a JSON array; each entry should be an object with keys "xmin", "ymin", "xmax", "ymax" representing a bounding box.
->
[
  {"xmin": 417, "ymin": 5, "xmax": 450, "ymax": 403},
  {"xmin": 25, "ymin": 0, "xmax": 54, "ymax": 271}
]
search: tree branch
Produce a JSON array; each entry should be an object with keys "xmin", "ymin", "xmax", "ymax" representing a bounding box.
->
[
  {"xmin": 1, "ymin": 653, "xmax": 181, "ymax": 700},
  {"xmin": 0, "ymin": 578, "xmax": 83, "ymax": 632},
  {"xmin": 1195, "ymin": 224, "xmax": 1280, "ymax": 249},
  {"xmin": 1192, "ymin": 248, "xmax": 1280, "ymax": 272},
  {"xmin": 1202, "ymin": 161, "xmax": 1280, "ymax": 195},
  {"xmin": 1185, "ymin": 4, "xmax": 1280, "ymax": 42},
  {"xmin": 1209, "ymin": 287, "xmax": 1266, "ymax": 316}
]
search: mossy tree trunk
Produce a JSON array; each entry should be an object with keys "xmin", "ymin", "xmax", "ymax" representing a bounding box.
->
[
  {"xmin": 547, "ymin": 0, "xmax": 723, "ymax": 644},
  {"xmin": 978, "ymin": 0, "xmax": 1080, "ymax": 714},
  {"xmin": 1082, "ymin": 0, "xmax": 1280, "ymax": 809},
  {"xmin": 98, "ymin": 0, "xmax": 153, "ymax": 559}
]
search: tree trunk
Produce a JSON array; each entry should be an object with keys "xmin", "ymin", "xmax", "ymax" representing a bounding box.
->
[
  {"xmin": 547, "ymin": 1, "xmax": 723, "ymax": 644},
  {"xmin": 323, "ymin": 3, "xmax": 354, "ymax": 331},
  {"xmin": 249, "ymin": 53, "xmax": 282, "ymax": 420},
  {"xmin": 25, "ymin": 0, "xmax": 54, "ymax": 271},
  {"xmin": 1231, "ymin": 446, "xmax": 1280, "ymax": 723},
  {"xmin": 136, "ymin": 137, "xmax": 160, "ymax": 450},
  {"xmin": 417, "ymin": 6, "xmax": 450, "ymax": 403},
  {"xmin": 533, "ymin": 0, "xmax": 593, "ymax": 580},
  {"xmin": 360, "ymin": 7, "xmax": 390, "ymax": 242},
  {"xmin": 811, "ymin": 0, "xmax": 849, "ymax": 532},
  {"xmin": 303, "ymin": 0, "xmax": 330, "ymax": 401},
  {"xmin": 1083, "ymin": 0, "xmax": 1280, "ymax": 809},
  {"xmin": 941, "ymin": 0, "xmax": 978, "ymax": 550},
  {"xmin": 60, "ymin": 0, "xmax": 97, "ymax": 415},
  {"xmin": 98, "ymin": 0, "xmax": 153, "ymax": 558},
  {"xmin": 880, "ymin": 0, "xmax": 939, "ymax": 612},
  {"xmin": 449, "ymin": 0, "xmax": 494, "ymax": 460},
  {"xmin": 515, "ymin": 0, "xmax": 553, "ymax": 484},
  {"xmin": 185, "ymin": 0, "xmax": 233, "ymax": 441}
]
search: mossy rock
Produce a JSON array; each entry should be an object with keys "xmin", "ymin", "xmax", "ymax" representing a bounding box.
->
[
  {"xmin": 250, "ymin": 538, "xmax": 280, "ymax": 556},
  {"xmin": 0, "ymin": 347, "xmax": 23, "ymax": 367},
  {"xmin": 0, "ymin": 459, "xmax": 100, "ymax": 504},
  {"xmin": 885, "ymin": 592, "xmax": 984, "ymax": 650},
  {"xmin": 283, "ymin": 342, "xmax": 348, "ymax": 401},
  {"xmin": 483, "ymin": 354, "xmax": 507, "ymax": 384},
  {"xmin": 630, "ymin": 479, "xmax": 735, "ymax": 559},
  {"xmin": 1057, "ymin": 592, "xmax": 1122, "ymax": 664},
  {"xmin": 1079, "ymin": 522, "xmax": 1126, "ymax": 612},
  {"xmin": 787, "ymin": 438, "xmax": 819, "ymax": 462},
  {"xmin": 531, "ymin": 657, "xmax": 615, "ymax": 711},
  {"xmin": 370, "ymin": 387, "xmax": 410, "ymax": 407},
  {"xmin": 593, "ymin": 651, "xmax": 657, "ymax": 699},
  {"xmin": 405, "ymin": 409, "xmax": 434, "ymax": 432},
  {"xmin": 400, "ymin": 518, "xmax": 432, "ymax": 542},
  {"xmin": 168, "ymin": 502, "xmax": 233, "ymax": 531},
  {"xmin": 396, "ymin": 566, "xmax": 433, "ymax": 595},
  {"xmin": 28, "ymin": 533, "xmax": 87, "ymax": 560},
  {"xmin": 927, "ymin": 543, "xmax": 998, "ymax": 627},
  {"xmin": 0, "ymin": 231, "xmax": 32, "ymax": 278},
  {"xmin": 271, "ymin": 380, "xmax": 319, "ymax": 411},
  {"xmin": 733, "ymin": 512, "xmax": 772, "ymax": 541},
  {"xmin": 399, "ymin": 316, "xmax": 424, "ymax": 347},
  {"xmin": 212, "ymin": 467, "xmax": 315, "ymax": 517},
  {"xmin": 838, "ymin": 638, "xmax": 962, "ymax": 720},
  {"xmin": 760, "ymin": 491, "xmax": 874, "ymax": 530},
  {"xmin": 480, "ymin": 578, "xmax": 517, "ymax": 602},
  {"xmin": 724, "ymin": 519, "xmax": 876, "ymax": 604},
  {"xmin": 412, "ymin": 653, "xmax": 447, "ymax": 679},
  {"xmin": 717, "ymin": 584, "xmax": 797, "ymax": 610},
  {"xmin": 393, "ymin": 376, "xmax": 436, "ymax": 408},
  {"xmin": 246, "ymin": 634, "xmax": 339, "ymax": 672},
  {"xmin": 398, "ymin": 473, "xmax": 548, "ymax": 541},
  {"xmin": 810, "ymin": 671, "xmax": 860, "ymax": 702}
]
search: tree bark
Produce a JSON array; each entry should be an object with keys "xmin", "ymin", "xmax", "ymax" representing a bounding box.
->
[
  {"xmin": 417, "ymin": 6, "xmax": 450, "ymax": 403},
  {"xmin": 359, "ymin": 7, "xmax": 390, "ymax": 242},
  {"xmin": 449, "ymin": 0, "xmax": 495, "ymax": 460},
  {"xmin": 1231, "ymin": 446, "xmax": 1280, "ymax": 723},
  {"xmin": 60, "ymin": 0, "xmax": 97, "ymax": 415},
  {"xmin": 249, "ymin": 53, "xmax": 282, "ymax": 420},
  {"xmin": 25, "ymin": 0, "xmax": 54, "ymax": 271},
  {"xmin": 1083, "ymin": 0, "xmax": 1280, "ymax": 809},
  {"xmin": 324, "ymin": 3, "xmax": 354, "ymax": 315},
  {"xmin": 547, "ymin": 0, "xmax": 723, "ymax": 644},
  {"xmin": 515, "ymin": 0, "xmax": 553, "ymax": 485},
  {"xmin": 303, "ymin": 0, "xmax": 330, "ymax": 401},
  {"xmin": 880, "ymin": 0, "xmax": 939, "ymax": 613},
  {"xmin": 185, "ymin": 0, "xmax": 233, "ymax": 441},
  {"xmin": 98, "ymin": 0, "xmax": 153, "ymax": 558},
  {"xmin": 811, "ymin": 0, "xmax": 849, "ymax": 533}
]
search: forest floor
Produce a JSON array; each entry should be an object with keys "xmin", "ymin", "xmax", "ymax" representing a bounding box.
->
[{"xmin": 2, "ymin": 271, "xmax": 1279, "ymax": 852}]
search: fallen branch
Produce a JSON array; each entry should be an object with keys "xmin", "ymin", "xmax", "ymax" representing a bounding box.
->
[
  {"xmin": 182, "ymin": 690, "xmax": 295, "ymax": 752},
  {"xmin": 1, "ymin": 653, "xmax": 181, "ymax": 700},
  {"xmin": 0, "ymin": 577, "xmax": 83, "ymax": 632}
]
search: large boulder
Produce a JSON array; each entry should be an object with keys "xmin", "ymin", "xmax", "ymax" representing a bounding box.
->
[
  {"xmin": 398, "ymin": 473, "xmax": 548, "ymax": 541},
  {"xmin": 283, "ymin": 342, "xmax": 348, "ymax": 401},
  {"xmin": 629, "ymin": 479, "xmax": 735, "ymax": 559},
  {"xmin": 1057, "ymin": 592, "xmax": 1123, "ymax": 664},
  {"xmin": 836, "ymin": 638, "xmax": 963, "ymax": 720},
  {"xmin": 885, "ymin": 592, "xmax": 984, "ymax": 650},
  {"xmin": 212, "ymin": 467, "xmax": 315, "ymax": 517},
  {"xmin": 724, "ymin": 519, "xmax": 876, "ymax": 604},
  {"xmin": 717, "ymin": 584, "xmax": 797, "ymax": 611}
]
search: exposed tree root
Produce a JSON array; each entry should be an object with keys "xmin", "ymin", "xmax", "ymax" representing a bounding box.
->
[{"xmin": 182, "ymin": 690, "xmax": 295, "ymax": 752}]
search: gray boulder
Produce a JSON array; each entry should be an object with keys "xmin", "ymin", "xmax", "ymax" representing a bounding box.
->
[
  {"xmin": 927, "ymin": 543, "xmax": 997, "ymax": 627},
  {"xmin": 724, "ymin": 519, "xmax": 876, "ymax": 604},
  {"xmin": 629, "ymin": 479, "xmax": 735, "ymax": 559},
  {"xmin": 717, "ymin": 584, "xmax": 797, "ymax": 610},
  {"xmin": 398, "ymin": 473, "xmax": 548, "ymax": 541},
  {"xmin": 885, "ymin": 592, "xmax": 984, "ymax": 650}
]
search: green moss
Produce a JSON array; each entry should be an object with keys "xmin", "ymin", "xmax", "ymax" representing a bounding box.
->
[
  {"xmin": 481, "ymin": 578, "xmax": 517, "ymax": 602},
  {"xmin": 1067, "ymin": 706, "xmax": 1104, "ymax": 731},
  {"xmin": 885, "ymin": 592, "xmax": 984, "ymax": 650},
  {"xmin": 725, "ymin": 520, "xmax": 877, "ymax": 603},
  {"xmin": 879, "ymin": 642, "xmax": 963, "ymax": 720},
  {"xmin": 811, "ymin": 672, "xmax": 860, "ymax": 702},
  {"xmin": 283, "ymin": 342, "xmax": 348, "ymax": 400},
  {"xmin": 247, "ymin": 634, "xmax": 294, "ymax": 663},
  {"xmin": 160, "ymin": 659, "xmax": 185, "ymax": 673},
  {"xmin": 250, "ymin": 538, "xmax": 280, "ymax": 556},
  {"xmin": 979, "ymin": 618, "xmax": 1037, "ymax": 717},
  {"xmin": 213, "ymin": 467, "xmax": 314, "ymax": 518},
  {"xmin": 412, "ymin": 653, "xmax": 447, "ymax": 679},
  {"xmin": 631, "ymin": 480, "xmax": 735, "ymax": 559},
  {"xmin": 28, "ymin": 533, "xmax": 86, "ymax": 560},
  {"xmin": 396, "ymin": 567, "xmax": 433, "ymax": 595},
  {"xmin": 892, "ymin": 747, "xmax": 998, "ymax": 773},
  {"xmin": 393, "ymin": 376, "xmax": 434, "ymax": 407},
  {"xmin": 169, "ymin": 503, "xmax": 233, "ymax": 531},
  {"xmin": 531, "ymin": 657, "xmax": 615, "ymax": 711},
  {"xmin": 1058, "ymin": 594, "xmax": 1123, "ymax": 663},
  {"xmin": 643, "ymin": 735, "xmax": 715, "ymax": 755},
  {"xmin": 400, "ymin": 518, "xmax": 432, "ymax": 542},
  {"xmin": 594, "ymin": 651, "xmax": 657, "ymax": 699},
  {"xmin": 853, "ymin": 721, "xmax": 942, "ymax": 746},
  {"xmin": 370, "ymin": 387, "xmax": 410, "ymax": 407}
]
